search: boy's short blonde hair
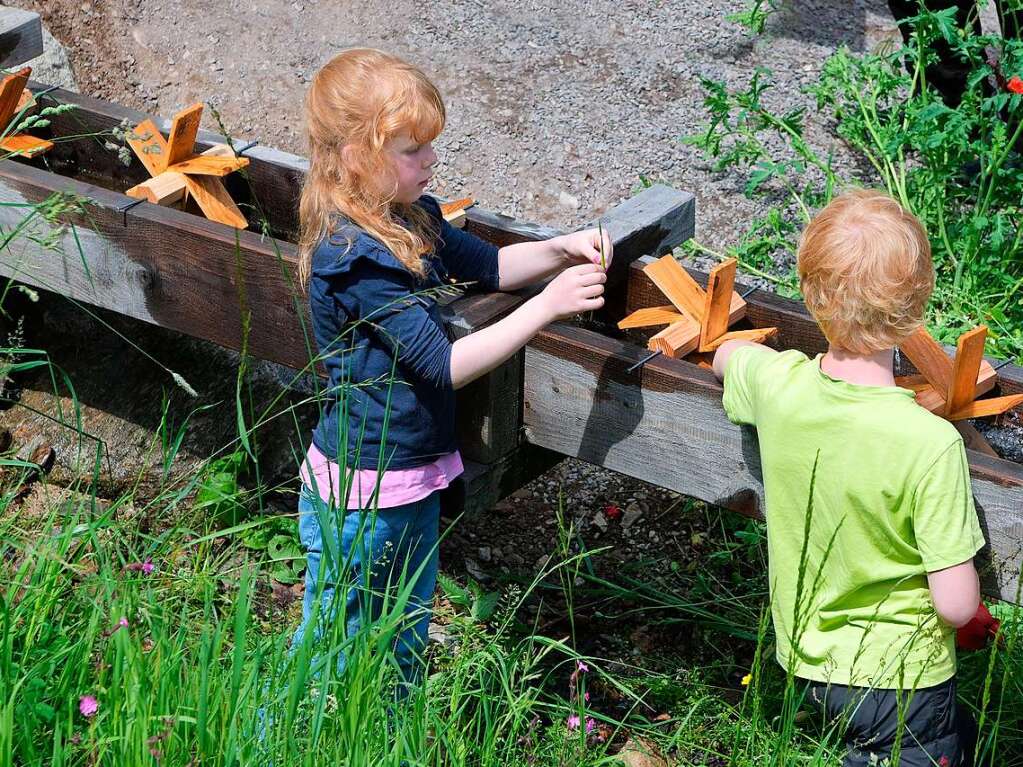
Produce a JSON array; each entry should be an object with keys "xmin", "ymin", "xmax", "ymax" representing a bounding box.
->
[{"xmin": 797, "ymin": 189, "xmax": 934, "ymax": 354}]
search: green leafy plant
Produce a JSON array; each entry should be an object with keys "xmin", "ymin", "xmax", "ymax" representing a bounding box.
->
[
  {"xmin": 437, "ymin": 571, "xmax": 500, "ymax": 623},
  {"xmin": 686, "ymin": 5, "xmax": 1023, "ymax": 359},
  {"xmin": 194, "ymin": 449, "xmax": 249, "ymax": 526}
]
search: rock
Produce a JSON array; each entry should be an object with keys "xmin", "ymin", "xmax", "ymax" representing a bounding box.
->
[
  {"xmin": 621, "ymin": 502, "xmax": 643, "ymax": 529},
  {"xmin": 478, "ymin": 545, "xmax": 492, "ymax": 562},
  {"xmin": 464, "ymin": 558, "xmax": 487, "ymax": 581},
  {"xmin": 615, "ymin": 737, "xmax": 668, "ymax": 767},
  {"xmin": 428, "ymin": 621, "xmax": 458, "ymax": 651},
  {"xmin": 558, "ymin": 190, "xmax": 581, "ymax": 210},
  {"xmin": 25, "ymin": 25, "xmax": 78, "ymax": 92},
  {"xmin": 592, "ymin": 511, "xmax": 608, "ymax": 532}
]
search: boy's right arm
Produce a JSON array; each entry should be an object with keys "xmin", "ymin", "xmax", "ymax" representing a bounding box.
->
[
  {"xmin": 712, "ymin": 339, "xmax": 775, "ymax": 382},
  {"xmin": 913, "ymin": 440, "xmax": 985, "ymax": 629},
  {"xmin": 927, "ymin": 560, "xmax": 980, "ymax": 628}
]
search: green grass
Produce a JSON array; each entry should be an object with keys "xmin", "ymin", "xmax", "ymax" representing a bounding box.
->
[{"xmin": 1, "ymin": 452, "xmax": 1020, "ymax": 766}]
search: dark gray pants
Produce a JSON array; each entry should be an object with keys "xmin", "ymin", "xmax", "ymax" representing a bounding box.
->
[{"xmin": 809, "ymin": 677, "xmax": 977, "ymax": 766}]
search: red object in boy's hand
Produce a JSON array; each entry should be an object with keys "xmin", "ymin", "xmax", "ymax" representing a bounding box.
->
[{"xmin": 956, "ymin": 602, "xmax": 1000, "ymax": 651}]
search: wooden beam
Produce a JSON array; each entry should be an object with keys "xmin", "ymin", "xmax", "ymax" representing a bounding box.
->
[
  {"xmin": 643, "ymin": 255, "xmax": 707, "ymax": 321},
  {"xmin": 946, "ymin": 326, "xmax": 988, "ymax": 417},
  {"xmin": 956, "ymin": 422, "xmax": 998, "ymax": 458},
  {"xmin": 0, "ymin": 133, "xmax": 52, "ymax": 158},
  {"xmin": 182, "ymin": 173, "xmax": 248, "ymax": 229},
  {"xmin": 617, "ymin": 305, "xmax": 685, "ymax": 330},
  {"xmin": 127, "ymin": 119, "xmax": 170, "ymax": 178},
  {"xmin": 165, "ymin": 103, "xmax": 204, "ymax": 170},
  {"xmin": 0, "ymin": 67, "xmax": 29, "ymax": 130},
  {"xmin": 523, "ymin": 321, "xmax": 1023, "ymax": 601},
  {"xmin": 167, "ymin": 153, "xmax": 249, "ymax": 177},
  {"xmin": 648, "ymin": 317, "xmax": 701, "ymax": 359},
  {"xmin": 700, "ymin": 326, "xmax": 778, "ymax": 352},
  {"xmin": 0, "ymin": 8, "xmax": 42, "ymax": 69},
  {"xmin": 699, "ymin": 258, "xmax": 737, "ymax": 352},
  {"xmin": 949, "ymin": 394, "xmax": 1023, "ymax": 421},
  {"xmin": 901, "ymin": 327, "xmax": 954, "ymax": 401}
]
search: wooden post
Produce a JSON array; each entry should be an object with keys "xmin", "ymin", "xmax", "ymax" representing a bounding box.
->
[{"xmin": 0, "ymin": 8, "xmax": 42, "ymax": 69}]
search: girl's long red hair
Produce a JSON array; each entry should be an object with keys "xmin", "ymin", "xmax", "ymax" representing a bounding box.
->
[{"xmin": 298, "ymin": 48, "xmax": 445, "ymax": 286}]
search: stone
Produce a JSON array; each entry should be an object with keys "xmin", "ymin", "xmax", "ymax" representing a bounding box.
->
[
  {"xmin": 558, "ymin": 190, "xmax": 581, "ymax": 210},
  {"xmin": 621, "ymin": 502, "xmax": 643, "ymax": 529},
  {"xmin": 616, "ymin": 737, "xmax": 669, "ymax": 767},
  {"xmin": 25, "ymin": 25, "xmax": 78, "ymax": 92}
]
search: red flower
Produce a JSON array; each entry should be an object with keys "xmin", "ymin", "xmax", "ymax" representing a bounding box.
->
[
  {"xmin": 604, "ymin": 504, "xmax": 622, "ymax": 521},
  {"xmin": 1008, "ymin": 76, "xmax": 1023, "ymax": 94}
]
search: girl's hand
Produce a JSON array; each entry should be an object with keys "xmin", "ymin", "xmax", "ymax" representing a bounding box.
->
[
  {"xmin": 538, "ymin": 263, "xmax": 606, "ymax": 321},
  {"xmin": 558, "ymin": 228, "xmax": 614, "ymax": 270}
]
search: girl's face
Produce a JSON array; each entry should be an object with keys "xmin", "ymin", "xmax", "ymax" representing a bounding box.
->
[{"xmin": 384, "ymin": 130, "xmax": 438, "ymax": 204}]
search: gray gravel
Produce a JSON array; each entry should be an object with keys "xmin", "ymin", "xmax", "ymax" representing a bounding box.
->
[{"xmin": 23, "ymin": 0, "xmax": 902, "ymax": 252}]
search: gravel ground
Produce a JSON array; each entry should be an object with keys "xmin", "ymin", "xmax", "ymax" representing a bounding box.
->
[{"xmin": 19, "ymin": 0, "xmax": 902, "ymax": 251}]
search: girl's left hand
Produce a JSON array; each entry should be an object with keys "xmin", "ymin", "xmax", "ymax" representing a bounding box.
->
[{"xmin": 559, "ymin": 228, "xmax": 614, "ymax": 271}]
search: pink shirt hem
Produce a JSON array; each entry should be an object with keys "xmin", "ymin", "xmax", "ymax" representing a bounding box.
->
[{"xmin": 299, "ymin": 442, "xmax": 463, "ymax": 510}]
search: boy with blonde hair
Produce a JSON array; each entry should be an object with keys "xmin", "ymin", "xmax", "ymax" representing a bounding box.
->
[{"xmin": 713, "ymin": 189, "xmax": 986, "ymax": 766}]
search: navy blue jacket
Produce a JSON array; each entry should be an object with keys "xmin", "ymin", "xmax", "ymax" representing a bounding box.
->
[{"xmin": 308, "ymin": 196, "xmax": 500, "ymax": 469}]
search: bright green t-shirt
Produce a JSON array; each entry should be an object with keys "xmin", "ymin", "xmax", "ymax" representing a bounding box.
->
[{"xmin": 723, "ymin": 346, "xmax": 985, "ymax": 689}]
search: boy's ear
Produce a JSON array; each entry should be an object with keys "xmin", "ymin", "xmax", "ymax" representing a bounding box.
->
[{"xmin": 341, "ymin": 144, "xmax": 356, "ymax": 166}]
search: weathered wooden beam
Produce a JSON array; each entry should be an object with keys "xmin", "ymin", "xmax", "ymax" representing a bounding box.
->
[
  {"xmin": 443, "ymin": 444, "xmax": 562, "ymax": 518},
  {"xmin": 522, "ymin": 321, "xmax": 1023, "ymax": 601},
  {"xmin": 444, "ymin": 186, "xmax": 697, "ymax": 463},
  {"xmin": 0, "ymin": 8, "xmax": 42, "ymax": 69},
  {"xmin": 3, "ymin": 86, "xmax": 699, "ymax": 485},
  {"xmin": 0, "ymin": 160, "xmax": 309, "ymax": 369}
]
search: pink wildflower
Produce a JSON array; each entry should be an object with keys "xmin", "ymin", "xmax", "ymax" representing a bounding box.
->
[
  {"xmin": 566, "ymin": 714, "xmax": 597, "ymax": 734},
  {"xmin": 576, "ymin": 660, "xmax": 589, "ymax": 673},
  {"xmin": 79, "ymin": 695, "xmax": 98, "ymax": 717},
  {"xmin": 125, "ymin": 559, "xmax": 155, "ymax": 574}
]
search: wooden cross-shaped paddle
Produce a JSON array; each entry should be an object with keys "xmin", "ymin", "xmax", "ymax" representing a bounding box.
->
[
  {"xmin": 617, "ymin": 255, "xmax": 777, "ymax": 359},
  {"xmin": 125, "ymin": 103, "xmax": 249, "ymax": 229},
  {"xmin": 440, "ymin": 197, "xmax": 474, "ymax": 229},
  {"xmin": 0, "ymin": 67, "xmax": 53, "ymax": 159},
  {"xmin": 897, "ymin": 325, "xmax": 1023, "ymax": 421}
]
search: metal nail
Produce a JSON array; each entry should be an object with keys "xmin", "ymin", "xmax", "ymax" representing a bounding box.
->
[
  {"xmin": 116, "ymin": 197, "xmax": 145, "ymax": 227},
  {"xmin": 627, "ymin": 349, "xmax": 661, "ymax": 373},
  {"xmin": 234, "ymin": 139, "xmax": 259, "ymax": 156}
]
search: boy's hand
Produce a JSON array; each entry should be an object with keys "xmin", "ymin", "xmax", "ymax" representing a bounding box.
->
[
  {"xmin": 956, "ymin": 602, "xmax": 1001, "ymax": 651},
  {"xmin": 557, "ymin": 228, "xmax": 614, "ymax": 270}
]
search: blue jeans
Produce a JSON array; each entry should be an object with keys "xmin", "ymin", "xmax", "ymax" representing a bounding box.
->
[{"xmin": 291, "ymin": 487, "xmax": 440, "ymax": 687}]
